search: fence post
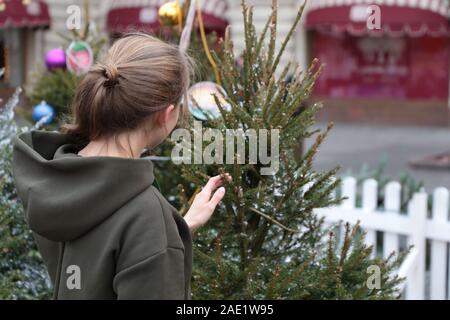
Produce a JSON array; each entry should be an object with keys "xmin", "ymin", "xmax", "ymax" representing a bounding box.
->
[
  {"xmin": 406, "ymin": 192, "xmax": 427, "ymax": 300},
  {"xmin": 362, "ymin": 179, "xmax": 377, "ymax": 253},
  {"xmin": 430, "ymin": 187, "xmax": 449, "ymax": 300},
  {"xmin": 383, "ymin": 181, "xmax": 401, "ymax": 259},
  {"xmin": 342, "ymin": 176, "xmax": 356, "ymax": 209}
]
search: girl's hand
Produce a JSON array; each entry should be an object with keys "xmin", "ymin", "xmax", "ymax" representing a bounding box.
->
[{"xmin": 184, "ymin": 175, "xmax": 229, "ymax": 234}]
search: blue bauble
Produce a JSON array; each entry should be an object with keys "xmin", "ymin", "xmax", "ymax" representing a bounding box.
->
[{"xmin": 32, "ymin": 101, "xmax": 55, "ymax": 124}]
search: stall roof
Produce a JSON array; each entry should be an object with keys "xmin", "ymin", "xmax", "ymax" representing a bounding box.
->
[
  {"xmin": 305, "ymin": 0, "xmax": 450, "ymax": 37},
  {"xmin": 0, "ymin": 0, "xmax": 50, "ymax": 29},
  {"xmin": 107, "ymin": 0, "xmax": 228, "ymax": 35}
]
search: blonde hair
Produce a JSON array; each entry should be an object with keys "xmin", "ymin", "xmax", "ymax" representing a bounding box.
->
[{"xmin": 64, "ymin": 33, "xmax": 193, "ymax": 141}]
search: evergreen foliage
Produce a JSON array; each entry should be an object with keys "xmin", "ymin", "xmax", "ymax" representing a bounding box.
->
[
  {"xmin": 0, "ymin": 88, "xmax": 52, "ymax": 299},
  {"xmin": 176, "ymin": 0, "xmax": 407, "ymax": 299}
]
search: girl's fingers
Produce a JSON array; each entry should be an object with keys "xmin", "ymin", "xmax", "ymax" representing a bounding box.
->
[
  {"xmin": 204, "ymin": 176, "xmax": 221, "ymax": 192},
  {"xmin": 208, "ymin": 187, "xmax": 226, "ymax": 208},
  {"xmin": 203, "ymin": 175, "xmax": 227, "ymax": 194}
]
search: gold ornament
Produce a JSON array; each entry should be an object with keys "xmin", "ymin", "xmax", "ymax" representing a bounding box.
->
[
  {"xmin": 158, "ymin": 1, "xmax": 182, "ymax": 27},
  {"xmin": 22, "ymin": 0, "xmax": 31, "ymax": 5},
  {"xmin": 0, "ymin": 2, "xmax": 5, "ymax": 12}
]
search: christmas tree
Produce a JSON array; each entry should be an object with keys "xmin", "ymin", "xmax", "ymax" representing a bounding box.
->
[
  {"xmin": 28, "ymin": 0, "xmax": 106, "ymax": 123},
  {"xmin": 177, "ymin": 0, "xmax": 406, "ymax": 299},
  {"xmin": 0, "ymin": 84, "xmax": 52, "ymax": 299}
]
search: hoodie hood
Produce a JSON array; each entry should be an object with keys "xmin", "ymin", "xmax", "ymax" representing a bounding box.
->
[{"xmin": 12, "ymin": 130, "xmax": 155, "ymax": 242}]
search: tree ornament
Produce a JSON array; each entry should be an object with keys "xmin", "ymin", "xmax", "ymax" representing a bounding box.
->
[
  {"xmin": 0, "ymin": 1, "xmax": 5, "ymax": 12},
  {"xmin": 66, "ymin": 41, "xmax": 93, "ymax": 75},
  {"xmin": 179, "ymin": 0, "xmax": 195, "ymax": 52},
  {"xmin": 32, "ymin": 101, "xmax": 55, "ymax": 124},
  {"xmin": 45, "ymin": 48, "xmax": 66, "ymax": 70},
  {"xmin": 158, "ymin": 1, "xmax": 182, "ymax": 27},
  {"xmin": 188, "ymin": 81, "xmax": 231, "ymax": 120}
]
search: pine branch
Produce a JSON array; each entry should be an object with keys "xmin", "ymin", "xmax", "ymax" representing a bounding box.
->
[{"xmin": 249, "ymin": 207, "xmax": 298, "ymax": 233}]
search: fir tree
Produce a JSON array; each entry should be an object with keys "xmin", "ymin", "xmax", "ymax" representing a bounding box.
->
[
  {"xmin": 29, "ymin": 0, "xmax": 106, "ymax": 122},
  {"xmin": 0, "ymin": 85, "xmax": 52, "ymax": 299},
  {"xmin": 177, "ymin": 0, "xmax": 406, "ymax": 299}
]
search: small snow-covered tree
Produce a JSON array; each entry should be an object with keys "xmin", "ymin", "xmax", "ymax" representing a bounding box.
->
[{"xmin": 0, "ymin": 86, "xmax": 52, "ymax": 299}]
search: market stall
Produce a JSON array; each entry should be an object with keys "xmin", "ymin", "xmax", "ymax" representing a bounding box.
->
[
  {"xmin": 0, "ymin": 0, "xmax": 50, "ymax": 88},
  {"xmin": 305, "ymin": 0, "xmax": 450, "ymax": 125}
]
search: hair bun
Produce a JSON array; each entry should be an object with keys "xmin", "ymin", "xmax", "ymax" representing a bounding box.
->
[{"xmin": 103, "ymin": 64, "xmax": 119, "ymax": 87}]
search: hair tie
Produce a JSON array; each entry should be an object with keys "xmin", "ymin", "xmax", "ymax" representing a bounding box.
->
[{"xmin": 103, "ymin": 64, "xmax": 119, "ymax": 87}]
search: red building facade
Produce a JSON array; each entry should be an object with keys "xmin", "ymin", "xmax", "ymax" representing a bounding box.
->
[{"xmin": 305, "ymin": 0, "xmax": 450, "ymax": 126}]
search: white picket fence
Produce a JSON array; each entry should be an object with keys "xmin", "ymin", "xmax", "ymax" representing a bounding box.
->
[{"xmin": 314, "ymin": 176, "xmax": 450, "ymax": 300}]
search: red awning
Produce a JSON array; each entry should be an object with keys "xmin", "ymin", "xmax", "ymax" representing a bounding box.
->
[
  {"xmin": 305, "ymin": 1, "xmax": 450, "ymax": 37},
  {"xmin": 0, "ymin": 0, "xmax": 50, "ymax": 29},
  {"xmin": 107, "ymin": 0, "xmax": 228, "ymax": 36}
]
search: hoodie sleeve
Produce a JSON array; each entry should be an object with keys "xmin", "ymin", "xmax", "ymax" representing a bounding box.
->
[{"xmin": 113, "ymin": 247, "xmax": 186, "ymax": 300}]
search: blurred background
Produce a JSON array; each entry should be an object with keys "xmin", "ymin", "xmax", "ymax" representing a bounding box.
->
[{"xmin": 0, "ymin": 0, "xmax": 449, "ymax": 191}]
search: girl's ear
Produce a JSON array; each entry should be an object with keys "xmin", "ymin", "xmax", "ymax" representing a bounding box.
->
[{"xmin": 154, "ymin": 104, "xmax": 175, "ymax": 127}]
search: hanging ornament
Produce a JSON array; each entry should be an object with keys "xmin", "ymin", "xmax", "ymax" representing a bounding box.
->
[
  {"xmin": 179, "ymin": 0, "xmax": 196, "ymax": 52},
  {"xmin": 32, "ymin": 101, "xmax": 55, "ymax": 124},
  {"xmin": 158, "ymin": 1, "xmax": 182, "ymax": 27},
  {"xmin": 45, "ymin": 48, "xmax": 66, "ymax": 70},
  {"xmin": 188, "ymin": 81, "xmax": 231, "ymax": 121},
  {"xmin": 0, "ymin": 1, "xmax": 5, "ymax": 12},
  {"xmin": 66, "ymin": 41, "xmax": 93, "ymax": 76}
]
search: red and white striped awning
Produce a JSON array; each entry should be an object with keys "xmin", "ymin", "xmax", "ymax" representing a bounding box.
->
[
  {"xmin": 107, "ymin": 0, "xmax": 228, "ymax": 35},
  {"xmin": 0, "ymin": 0, "xmax": 50, "ymax": 29},
  {"xmin": 305, "ymin": 0, "xmax": 450, "ymax": 37}
]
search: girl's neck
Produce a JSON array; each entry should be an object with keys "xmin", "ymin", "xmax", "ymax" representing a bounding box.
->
[{"xmin": 78, "ymin": 132, "xmax": 147, "ymax": 159}]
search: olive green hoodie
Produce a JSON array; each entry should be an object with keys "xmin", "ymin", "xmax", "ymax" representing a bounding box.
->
[{"xmin": 12, "ymin": 130, "xmax": 192, "ymax": 300}]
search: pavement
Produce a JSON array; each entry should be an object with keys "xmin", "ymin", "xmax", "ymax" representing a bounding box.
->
[{"xmin": 304, "ymin": 122, "xmax": 450, "ymax": 192}]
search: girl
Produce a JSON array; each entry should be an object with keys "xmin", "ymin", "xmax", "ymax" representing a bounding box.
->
[{"xmin": 12, "ymin": 33, "xmax": 226, "ymax": 299}]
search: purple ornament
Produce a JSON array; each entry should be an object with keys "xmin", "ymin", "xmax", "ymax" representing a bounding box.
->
[{"xmin": 45, "ymin": 48, "xmax": 66, "ymax": 70}]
